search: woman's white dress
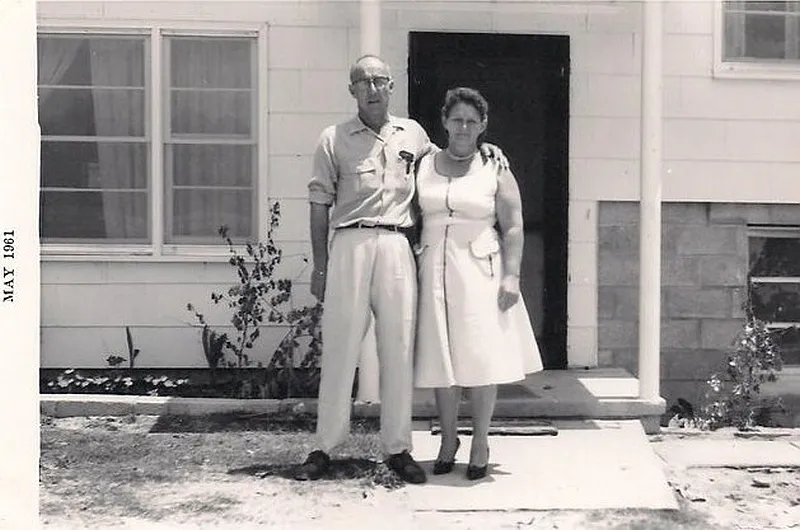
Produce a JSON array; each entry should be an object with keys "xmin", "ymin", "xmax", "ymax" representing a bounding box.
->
[{"xmin": 414, "ymin": 154, "xmax": 544, "ymax": 388}]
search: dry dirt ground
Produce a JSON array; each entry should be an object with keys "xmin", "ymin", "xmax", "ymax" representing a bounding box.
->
[{"xmin": 39, "ymin": 415, "xmax": 800, "ymax": 530}]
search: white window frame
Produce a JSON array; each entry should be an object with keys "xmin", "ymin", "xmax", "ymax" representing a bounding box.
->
[
  {"xmin": 748, "ymin": 225, "xmax": 800, "ymax": 367},
  {"xmin": 38, "ymin": 20, "xmax": 270, "ymax": 262},
  {"xmin": 713, "ymin": 0, "xmax": 800, "ymax": 80}
]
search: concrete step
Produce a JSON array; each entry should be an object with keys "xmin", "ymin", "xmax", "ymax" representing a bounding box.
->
[{"xmin": 411, "ymin": 368, "xmax": 666, "ymax": 433}]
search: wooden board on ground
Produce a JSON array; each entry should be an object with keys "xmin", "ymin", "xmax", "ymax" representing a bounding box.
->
[{"xmin": 430, "ymin": 418, "xmax": 558, "ymax": 436}]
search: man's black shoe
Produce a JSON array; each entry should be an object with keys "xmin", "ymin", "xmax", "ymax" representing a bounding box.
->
[
  {"xmin": 386, "ymin": 450, "xmax": 427, "ymax": 484},
  {"xmin": 293, "ymin": 450, "xmax": 330, "ymax": 481}
]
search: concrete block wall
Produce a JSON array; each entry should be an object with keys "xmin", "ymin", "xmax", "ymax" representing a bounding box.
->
[{"xmin": 598, "ymin": 201, "xmax": 800, "ymax": 409}]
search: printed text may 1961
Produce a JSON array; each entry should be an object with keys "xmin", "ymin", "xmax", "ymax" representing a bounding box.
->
[{"xmin": 3, "ymin": 230, "xmax": 14, "ymax": 303}]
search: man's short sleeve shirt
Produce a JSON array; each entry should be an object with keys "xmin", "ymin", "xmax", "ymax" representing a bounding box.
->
[{"xmin": 308, "ymin": 115, "xmax": 431, "ymax": 228}]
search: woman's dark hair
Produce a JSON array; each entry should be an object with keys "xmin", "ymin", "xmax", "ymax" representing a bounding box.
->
[{"xmin": 440, "ymin": 87, "xmax": 489, "ymax": 121}]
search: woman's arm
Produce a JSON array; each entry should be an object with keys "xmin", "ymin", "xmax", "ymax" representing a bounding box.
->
[
  {"xmin": 495, "ymin": 166, "xmax": 524, "ymax": 311},
  {"xmin": 496, "ymin": 167, "xmax": 524, "ymax": 277},
  {"xmin": 409, "ymin": 181, "xmax": 423, "ymax": 250}
]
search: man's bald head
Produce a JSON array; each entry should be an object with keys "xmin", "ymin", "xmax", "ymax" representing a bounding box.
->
[
  {"xmin": 349, "ymin": 54, "xmax": 391, "ymax": 83},
  {"xmin": 348, "ymin": 54, "xmax": 393, "ymax": 131}
]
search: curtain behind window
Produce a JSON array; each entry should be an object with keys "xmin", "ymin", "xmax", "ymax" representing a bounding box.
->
[
  {"xmin": 89, "ymin": 39, "xmax": 147, "ymax": 240},
  {"xmin": 166, "ymin": 37, "xmax": 255, "ymax": 242},
  {"xmin": 724, "ymin": 1, "xmax": 800, "ymax": 61},
  {"xmin": 38, "ymin": 36, "xmax": 148, "ymax": 242}
]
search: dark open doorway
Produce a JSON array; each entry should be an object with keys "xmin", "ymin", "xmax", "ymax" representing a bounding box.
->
[{"xmin": 408, "ymin": 31, "xmax": 569, "ymax": 369}]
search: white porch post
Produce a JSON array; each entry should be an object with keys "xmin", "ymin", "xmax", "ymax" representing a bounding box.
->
[
  {"xmin": 356, "ymin": 0, "xmax": 382, "ymax": 404},
  {"xmin": 638, "ymin": 0, "xmax": 664, "ymax": 401},
  {"xmin": 360, "ymin": 0, "xmax": 381, "ymax": 57}
]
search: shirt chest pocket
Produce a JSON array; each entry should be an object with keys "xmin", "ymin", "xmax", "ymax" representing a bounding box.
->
[{"xmin": 340, "ymin": 157, "xmax": 380, "ymax": 196}]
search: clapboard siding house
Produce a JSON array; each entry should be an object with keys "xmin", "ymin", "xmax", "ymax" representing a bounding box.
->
[{"xmin": 36, "ymin": 0, "xmax": 800, "ymax": 425}]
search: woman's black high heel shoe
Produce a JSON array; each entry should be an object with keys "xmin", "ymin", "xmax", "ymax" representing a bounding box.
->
[
  {"xmin": 432, "ymin": 438, "xmax": 461, "ymax": 475},
  {"xmin": 466, "ymin": 447, "xmax": 489, "ymax": 480}
]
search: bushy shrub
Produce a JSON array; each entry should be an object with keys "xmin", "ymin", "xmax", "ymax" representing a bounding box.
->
[{"xmin": 187, "ymin": 200, "xmax": 323, "ymax": 398}]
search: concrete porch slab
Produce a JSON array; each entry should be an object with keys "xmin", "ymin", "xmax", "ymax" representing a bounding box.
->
[
  {"xmin": 653, "ymin": 439, "xmax": 800, "ymax": 468},
  {"xmin": 403, "ymin": 419, "xmax": 678, "ymax": 511}
]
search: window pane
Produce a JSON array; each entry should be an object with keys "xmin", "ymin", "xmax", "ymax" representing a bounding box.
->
[
  {"xmin": 38, "ymin": 36, "xmax": 145, "ymax": 87},
  {"xmin": 41, "ymin": 190, "xmax": 148, "ymax": 240},
  {"xmin": 749, "ymin": 237, "xmax": 800, "ymax": 277},
  {"xmin": 38, "ymin": 34, "xmax": 148, "ymax": 244},
  {"xmin": 39, "ymin": 88, "xmax": 145, "ymax": 137},
  {"xmin": 745, "ymin": 13, "xmax": 789, "ymax": 59},
  {"xmin": 724, "ymin": 2, "xmax": 800, "ymax": 61},
  {"xmin": 725, "ymin": 12, "xmax": 747, "ymax": 59},
  {"xmin": 41, "ymin": 141, "xmax": 147, "ymax": 190},
  {"xmin": 165, "ymin": 36, "xmax": 256, "ymax": 242},
  {"xmin": 172, "ymin": 189, "xmax": 253, "ymax": 239},
  {"xmin": 170, "ymin": 90, "xmax": 251, "ymax": 135},
  {"xmin": 771, "ymin": 327, "xmax": 800, "ymax": 365},
  {"xmin": 751, "ymin": 283, "xmax": 800, "ymax": 323},
  {"xmin": 170, "ymin": 38, "xmax": 252, "ymax": 89},
  {"xmin": 171, "ymin": 144, "xmax": 253, "ymax": 187},
  {"xmin": 744, "ymin": 1, "xmax": 791, "ymax": 12}
]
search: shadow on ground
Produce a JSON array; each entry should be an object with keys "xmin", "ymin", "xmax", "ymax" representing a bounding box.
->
[
  {"xmin": 148, "ymin": 413, "xmax": 381, "ymax": 434},
  {"xmin": 228, "ymin": 457, "xmax": 387, "ymax": 482},
  {"xmin": 143, "ymin": 413, "xmax": 404, "ymax": 488}
]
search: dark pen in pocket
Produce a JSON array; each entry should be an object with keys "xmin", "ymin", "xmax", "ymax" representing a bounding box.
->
[{"xmin": 399, "ymin": 150, "xmax": 414, "ymax": 174}]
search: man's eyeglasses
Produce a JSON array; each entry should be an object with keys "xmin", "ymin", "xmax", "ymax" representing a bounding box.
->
[{"xmin": 352, "ymin": 76, "xmax": 391, "ymax": 90}]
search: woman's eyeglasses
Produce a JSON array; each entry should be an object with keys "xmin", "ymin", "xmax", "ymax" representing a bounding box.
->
[{"xmin": 447, "ymin": 117, "xmax": 482, "ymax": 129}]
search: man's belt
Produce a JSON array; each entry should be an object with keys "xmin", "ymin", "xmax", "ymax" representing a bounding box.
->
[{"xmin": 337, "ymin": 222, "xmax": 413, "ymax": 236}]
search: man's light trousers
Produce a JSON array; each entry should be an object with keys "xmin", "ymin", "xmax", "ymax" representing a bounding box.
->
[{"xmin": 316, "ymin": 228, "xmax": 417, "ymax": 456}]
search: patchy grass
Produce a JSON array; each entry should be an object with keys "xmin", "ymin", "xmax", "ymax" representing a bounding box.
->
[
  {"xmin": 147, "ymin": 410, "xmax": 361, "ymax": 433},
  {"xmin": 40, "ymin": 413, "xmax": 403, "ymax": 527}
]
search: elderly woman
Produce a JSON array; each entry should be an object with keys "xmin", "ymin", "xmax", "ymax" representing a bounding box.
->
[{"xmin": 414, "ymin": 87, "xmax": 543, "ymax": 480}]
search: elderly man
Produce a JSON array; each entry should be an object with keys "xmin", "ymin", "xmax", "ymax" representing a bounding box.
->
[{"xmin": 294, "ymin": 55, "xmax": 502, "ymax": 483}]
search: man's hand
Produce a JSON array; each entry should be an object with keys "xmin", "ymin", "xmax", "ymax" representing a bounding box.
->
[
  {"xmin": 309, "ymin": 202, "xmax": 330, "ymax": 302},
  {"xmin": 478, "ymin": 142, "xmax": 510, "ymax": 172},
  {"xmin": 311, "ymin": 269, "xmax": 326, "ymax": 302},
  {"xmin": 497, "ymin": 274, "xmax": 520, "ymax": 312}
]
